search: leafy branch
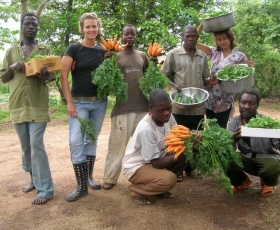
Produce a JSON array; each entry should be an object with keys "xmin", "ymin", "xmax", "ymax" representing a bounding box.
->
[
  {"xmin": 76, "ymin": 116, "xmax": 97, "ymax": 144},
  {"xmin": 91, "ymin": 55, "xmax": 128, "ymax": 103}
]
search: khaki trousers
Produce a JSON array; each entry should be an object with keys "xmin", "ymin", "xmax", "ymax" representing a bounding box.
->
[
  {"xmin": 128, "ymin": 156, "xmax": 187, "ymax": 198},
  {"xmin": 103, "ymin": 112, "xmax": 147, "ymax": 184}
]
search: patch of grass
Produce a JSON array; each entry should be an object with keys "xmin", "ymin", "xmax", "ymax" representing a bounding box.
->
[
  {"xmin": 261, "ymin": 196, "xmax": 280, "ymax": 228},
  {"xmin": 259, "ymin": 100, "xmax": 265, "ymax": 106},
  {"xmin": 0, "ymin": 81, "xmax": 9, "ymax": 95},
  {"xmin": 0, "ymin": 94, "xmax": 9, "ymax": 103},
  {"xmin": 270, "ymin": 103, "xmax": 280, "ymax": 110},
  {"xmin": 49, "ymin": 97, "xmax": 68, "ymax": 119},
  {"xmin": 0, "ymin": 108, "xmax": 10, "ymax": 122},
  {"xmin": 0, "ymin": 94, "xmax": 116, "ymax": 124}
]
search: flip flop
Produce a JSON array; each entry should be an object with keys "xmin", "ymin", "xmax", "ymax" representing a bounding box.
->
[
  {"xmin": 231, "ymin": 176, "xmax": 252, "ymax": 193},
  {"xmin": 133, "ymin": 197, "xmax": 151, "ymax": 205},
  {"xmin": 156, "ymin": 192, "xmax": 174, "ymax": 199},
  {"xmin": 260, "ymin": 178, "xmax": 275, "ymax": 197}
]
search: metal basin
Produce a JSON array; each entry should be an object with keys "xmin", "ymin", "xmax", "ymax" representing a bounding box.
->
[
  {"xmin": 170, "ymin": 87, "xmax": 209, "ymax": 109},
  {"xmin": 217, "ymin": 64, "xmax": 255, "ymax": 94},
  {"xmin": 202, "ymin": 12, "xmax": 236, "ymax": 33},
  {"xmin": 219, "ymin": 75, "xmax": 254, "ymax": 94}
]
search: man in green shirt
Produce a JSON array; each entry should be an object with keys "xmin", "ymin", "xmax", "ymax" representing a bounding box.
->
[{"xmin": 1, "ymin": 13, "xmax": 54, "ymax": 205}]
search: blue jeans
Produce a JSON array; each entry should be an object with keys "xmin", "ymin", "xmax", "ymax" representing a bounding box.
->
[
  {"xmin": 14, "ymin": 122, "xmax": 54, "ymax": 199},
  {"xmin": 69, "ymin": 99, "xmax": 108, "ymax": 164}
]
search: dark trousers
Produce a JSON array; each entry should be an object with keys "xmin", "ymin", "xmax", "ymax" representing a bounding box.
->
[
  {"xmin": 206, "ymin": 107, "xmax": 231, "ymax": 129},
  {"xmin": 172, "ymin": 114, "xmax": 204, "ymax": 173},
  {"xmin": 227, "ymin": 156, "xmax": 280, "ymax": 187}
]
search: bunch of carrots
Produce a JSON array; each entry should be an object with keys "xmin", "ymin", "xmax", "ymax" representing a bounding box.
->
[
  {"xmin": 165, "ymin": 125, "xmax": 191, "ymax": 160},
  {"xmin": 147, "ymin": 42, "xmax": 164, "ymax": 57},
  {"xmin": 100, "ymin": 35, "xmax": 127, "ymax": 52}
]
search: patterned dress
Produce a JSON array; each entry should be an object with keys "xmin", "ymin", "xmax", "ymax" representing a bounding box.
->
[{"xmin": 205, "ymin": 47, "xmax": 248, "ymax": 114}]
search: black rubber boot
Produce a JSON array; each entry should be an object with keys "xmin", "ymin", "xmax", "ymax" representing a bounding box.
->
[
  {"xmin": 86, "ymin": 155, "xmax": 101, "ymax": 190},
  {"xmin": 66, "ymin": 163, "xmax": 88, "ymax": 202}
]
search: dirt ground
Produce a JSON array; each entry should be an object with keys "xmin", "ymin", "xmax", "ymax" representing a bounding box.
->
[{"xmin": 0, "ymin": 98, "xmax": 280, "ymax": 230}]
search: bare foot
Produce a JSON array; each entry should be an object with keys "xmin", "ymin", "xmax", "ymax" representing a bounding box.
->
[
  {"xmin": 22, "ymin": 181, "xmax": 35, "ymax": 193},
  {"xmin": 32, "ymin": 196, "xmax": 52, "ymax": 205}
]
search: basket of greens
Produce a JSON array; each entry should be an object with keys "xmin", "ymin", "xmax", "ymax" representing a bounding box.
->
[
  {"xmin": 241, "ymin": 116, "xmax": 280, "ymax": 138},
  {"xmin": 201, "ymin": 11, "xmax": 236, "ymax": 33},
  {"xmin": 217, "ymin": 64, "xmax": 254, "ymax": 93}
]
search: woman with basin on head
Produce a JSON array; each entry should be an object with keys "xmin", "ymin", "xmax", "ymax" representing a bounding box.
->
[{"xmin": 196, "ymin": 22, "xmax": 254, "ymax": 129}]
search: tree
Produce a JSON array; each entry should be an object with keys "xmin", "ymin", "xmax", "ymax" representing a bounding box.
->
[{"xmin": 233, "ymin": 0, "xmax": 280, "ymax": 97}]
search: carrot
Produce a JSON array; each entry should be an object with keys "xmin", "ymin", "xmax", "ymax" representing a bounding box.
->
[
  {"xmin": 114, "ymin": 39, "xmax": 122, "ymax": 52},
  {"xmin": 109, "ymin": 39, "xmax": 114, "ymax": 50},
  {"xmin": 174, "ymin": 145, "xmax": 183, "ymax": 153},
  {"xmin": 165, "ymin": 141, "xmax": 184, "ymax": 146},
  {"xmin": 100, "ymin": 43, "xmax": 108, "ymax": 51},
  {"xmin": 178, "ymin": 134, "xmax": 191, "ymax": 139},
  {"xmin": 156, "ymin": 47, "xmax": 164, "ymax": 56},
  {"xmin": 164, "ymin": 134, "xmax": 178, "ymax": 140},
  {"xmin": 166, "ymin": 138, "xmax": 182, "ymax": 142},
  {"xmin": 100, "ymin": 37, "xmax": 108, "ymax": 49},
  {"xmin": 174, "ymin": 125, "xmax": 190, "ymax": 131},
  {"xmin": 174, "ymin": 146, "xmax": 186, "ymax": 160},
  {"xmin": 119, "ymin": 43, "xmax": 128, "ymax": 51},
  {"xmin": 113, "ymin": 34, "xmax": 118, "ymax": 46},
  {"xmin": 165, "ymin": 146, "xmax": 176, "ymax": 153},
  {"xmin": 170, "ymin": 130, "xmax": 190, "ymax": 135},
  {"xmin": 152, "ymin": 46, "xmax": 158, "ymax": 56}
]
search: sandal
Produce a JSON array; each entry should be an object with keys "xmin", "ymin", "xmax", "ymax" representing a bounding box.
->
[
  {"xmin": 133, "ymin": 197, "xmax": 151, "ymax": 205},
  {"xmin": 260, "ymin": 178, "xmax": 275, "ymax": 197},
  {"xmin": 187, "ymin": 170, "xmax": 203, "ymax": 179},
  {"xmin": 231, "ymin": 176, "xmax": 252, "ymax": 193},
  {"xmin": 156, "ymin": 191, "xmax": 174, "ymax": 199},
  {"xmin": 177, "ymin": 173, "xmax": 183, "ymax": 182}
]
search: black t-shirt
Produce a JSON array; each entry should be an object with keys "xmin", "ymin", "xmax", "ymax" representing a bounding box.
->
[{"xmin": 64, "ymin": 43, "xmax": 105, "ymax": 97}]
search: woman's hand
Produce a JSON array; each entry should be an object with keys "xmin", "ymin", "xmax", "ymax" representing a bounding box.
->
[
  {"xmin": 248, "ymin": 57, "xmax": 255, "ymax": 67},
  {"xmin": 175, "ymin": 85, "xmax": 181, "ymax": 92},
  {"xmin": 67, "ymin": 101, "xmax": 77, "ymax": 117},
  {"xmin": 208, "ymin": 75, "xmax": 219, "ymax": 85}
]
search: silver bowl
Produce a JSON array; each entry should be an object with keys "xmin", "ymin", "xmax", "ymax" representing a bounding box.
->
[
  {"xmin": 170, "ymin": 87, "xmax": 209, "ymax": 109},
  {"xmin": 202, "ymin": 12, "xmax": 236, "ymax": 33},
  {"xmin": 217, "ymin": 64, "xmax": 255, "ymax": 94}
]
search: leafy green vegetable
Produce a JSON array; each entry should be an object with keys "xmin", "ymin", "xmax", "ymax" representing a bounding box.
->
[
  {"xmin": 92, "ymin": 55, "xmax": 128, "ymax": 103},
  {"xmin": 76, "ymin": 116, "xmax": 97, "ymax": 144},
  {"xmin": 201, "ymin": 9, "xmax": 230, "ymax": 19},
  {"xmin": 25, "ymin": 55, "xmax": 50, "ymax": 62},
  {"xmin": 217, "ymin": 65, "xmax": 254, "ymax": 82},
  {"xmin": 139, "ymin": 61, "xmax": 169, "ymax": 99},
  {"xmin": 184, "ymin": 119, "xmax": 243, "ymax": 196},
  {"xmin": 246, "ymin": 116, "xmax": 280, "ymax": 129}
]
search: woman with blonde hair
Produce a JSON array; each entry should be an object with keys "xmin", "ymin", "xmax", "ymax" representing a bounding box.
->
[{"xmin": 60, "ymin": 13, "xmax": 107, "ymax": 202}]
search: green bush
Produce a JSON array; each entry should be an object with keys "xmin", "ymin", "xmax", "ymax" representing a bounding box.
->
[{"xmin": 0, "ymin": 81, "xmax": 9, "ymax": 95}]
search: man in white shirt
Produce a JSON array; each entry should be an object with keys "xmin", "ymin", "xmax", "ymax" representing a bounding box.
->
[{"xmin": 122, "ymin": 89, "xmax": 187, "ymax": 205}]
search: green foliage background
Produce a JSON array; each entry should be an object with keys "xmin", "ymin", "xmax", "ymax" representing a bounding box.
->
[{"xmin": 0, "ymin": 0, "xmax": 280, "ymax": 98}]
